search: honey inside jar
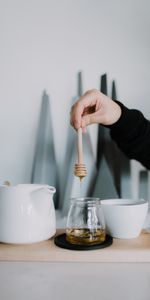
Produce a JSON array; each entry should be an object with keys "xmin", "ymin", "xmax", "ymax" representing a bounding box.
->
[{"xmin": 66, "ymin": 228, "xmax": 106, "ymax": 245}]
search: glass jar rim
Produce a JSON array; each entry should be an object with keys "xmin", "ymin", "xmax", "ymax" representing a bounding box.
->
[{"xmin": 70, "ymin": 197, "xmax": 101, "ymax": 204}]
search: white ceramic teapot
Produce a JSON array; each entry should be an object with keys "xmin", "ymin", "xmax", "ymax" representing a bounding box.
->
[{"xmin": 0, "ymin": 184, "xmax": 56, "ymax": 244}]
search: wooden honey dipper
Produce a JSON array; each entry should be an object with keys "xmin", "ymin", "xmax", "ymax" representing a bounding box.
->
[{"xmin": 74, "ymin": 128, "xmax": 87, "ymax": 180}]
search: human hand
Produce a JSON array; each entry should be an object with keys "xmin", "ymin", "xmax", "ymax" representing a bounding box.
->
[{"xmin": 70, "ymin": 89, "xmax": 122, "ymax": 130}]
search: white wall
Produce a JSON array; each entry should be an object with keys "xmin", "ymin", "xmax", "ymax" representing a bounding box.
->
[{"xmin": 0, "ymin": 0, "xmax": 150, "ymax": 184}]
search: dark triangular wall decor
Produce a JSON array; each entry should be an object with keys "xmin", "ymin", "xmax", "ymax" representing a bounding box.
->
[
  {"xmin": 92, "ymin": 156, "xmax": 119, "ymax": 199},
  {"xmin": 110, "ymin": 80, "xmax": 122, "ymax": 195},
  {"xmin": 101, "ymin": 73, "xmax": 108, "ymax": 95},
  {"xmin": 93, "ymin": 74, "xmax": 118, "ymax": 199},
  {"xmin": 112, "ymin": 80, "xmax": 117, "ymax": 100},
  {"xmin": 96, "ymin": 74, "xmax": 107, "ymax": 169},
  {"xmin": 31, "ymin": 90, "xmax": 59, "ymax": 207},
  {"xmin": 110, "ymin": 80, "xmax": 131, "ymax": 197},
  {"xmin": 78, "ymin": 71, "xmax": 83, "ymax": 97}
]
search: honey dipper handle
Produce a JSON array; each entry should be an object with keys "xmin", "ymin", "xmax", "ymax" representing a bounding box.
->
[{"xmin": 77, "ymin": 128, "xmax": 83, "ymax": 164}]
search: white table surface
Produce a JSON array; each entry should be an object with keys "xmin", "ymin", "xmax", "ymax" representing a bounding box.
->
[
  {"xmin": 0, "ymin": 262, "xmax": 150, "ymax": 300},
  {"xmin": 0, "ymin": 230, "xmax": 150, "ymax": 300}
]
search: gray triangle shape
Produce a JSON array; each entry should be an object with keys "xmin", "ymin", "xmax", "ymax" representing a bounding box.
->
[
  {"xmin": 92, "ymin": 156, "xmax": 118, "ymax": 199},
  {"xmin": 31, "ymin": 91, "xmax": 58, "ymax": 206},
  {"xmin": 59, "ymin": 96, "xmax": 77, "ymax": 210}
]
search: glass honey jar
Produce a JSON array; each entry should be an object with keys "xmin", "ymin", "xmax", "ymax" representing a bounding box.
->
[{"xmin": 66, "ymin": 197, "xmax": 106, "ymax": 245}]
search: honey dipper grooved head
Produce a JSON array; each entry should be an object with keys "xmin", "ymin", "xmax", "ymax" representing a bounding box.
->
[{"xmin": 74, "ymin": 163, "xmax": 87, "ymax": 180}]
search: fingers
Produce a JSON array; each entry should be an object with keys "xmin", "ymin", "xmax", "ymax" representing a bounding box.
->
[
  {"xmin": 71, "ymin": 102, "xmax": 84, "ymax": 129},
  {"xmin": 70, "ymin": 90, "xmax": 101, "ymax": 129},
  {"xmin": 70, "ymin": 90, "xmax": 121, "ymax": 129},
  {"xmin": 81, "ymin": 113, "xmax": 98, "ymax": 127}
]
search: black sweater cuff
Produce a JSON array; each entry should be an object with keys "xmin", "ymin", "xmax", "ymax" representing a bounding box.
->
[{"xmin": 107, "ymin": 101, "xmax": 144, "ymax": 135}]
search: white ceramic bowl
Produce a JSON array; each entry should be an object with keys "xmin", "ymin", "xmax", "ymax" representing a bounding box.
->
[{"xmin": 100, "ymin": 199, "xmax": 148, "ymax": 239}]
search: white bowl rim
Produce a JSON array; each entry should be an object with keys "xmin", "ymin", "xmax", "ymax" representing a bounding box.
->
[{"xmin": 100, "ymin": 198, "xmax": 148, "ymax": 206}]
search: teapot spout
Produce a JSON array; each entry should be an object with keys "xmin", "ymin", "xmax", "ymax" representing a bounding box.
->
[{"xmin": 46, "ymin": 186, "xmax": 56, "ymax": 195}]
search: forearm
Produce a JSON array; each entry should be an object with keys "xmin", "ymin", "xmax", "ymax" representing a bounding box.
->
[{"xmin": 108, "ymin": 101, "xmax": 150, "ymax": 170}]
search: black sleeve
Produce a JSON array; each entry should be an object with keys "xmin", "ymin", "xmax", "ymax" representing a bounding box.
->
[{"xmin": 108, "ymin": 101, "xmax": 150, "ymax": 170}]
